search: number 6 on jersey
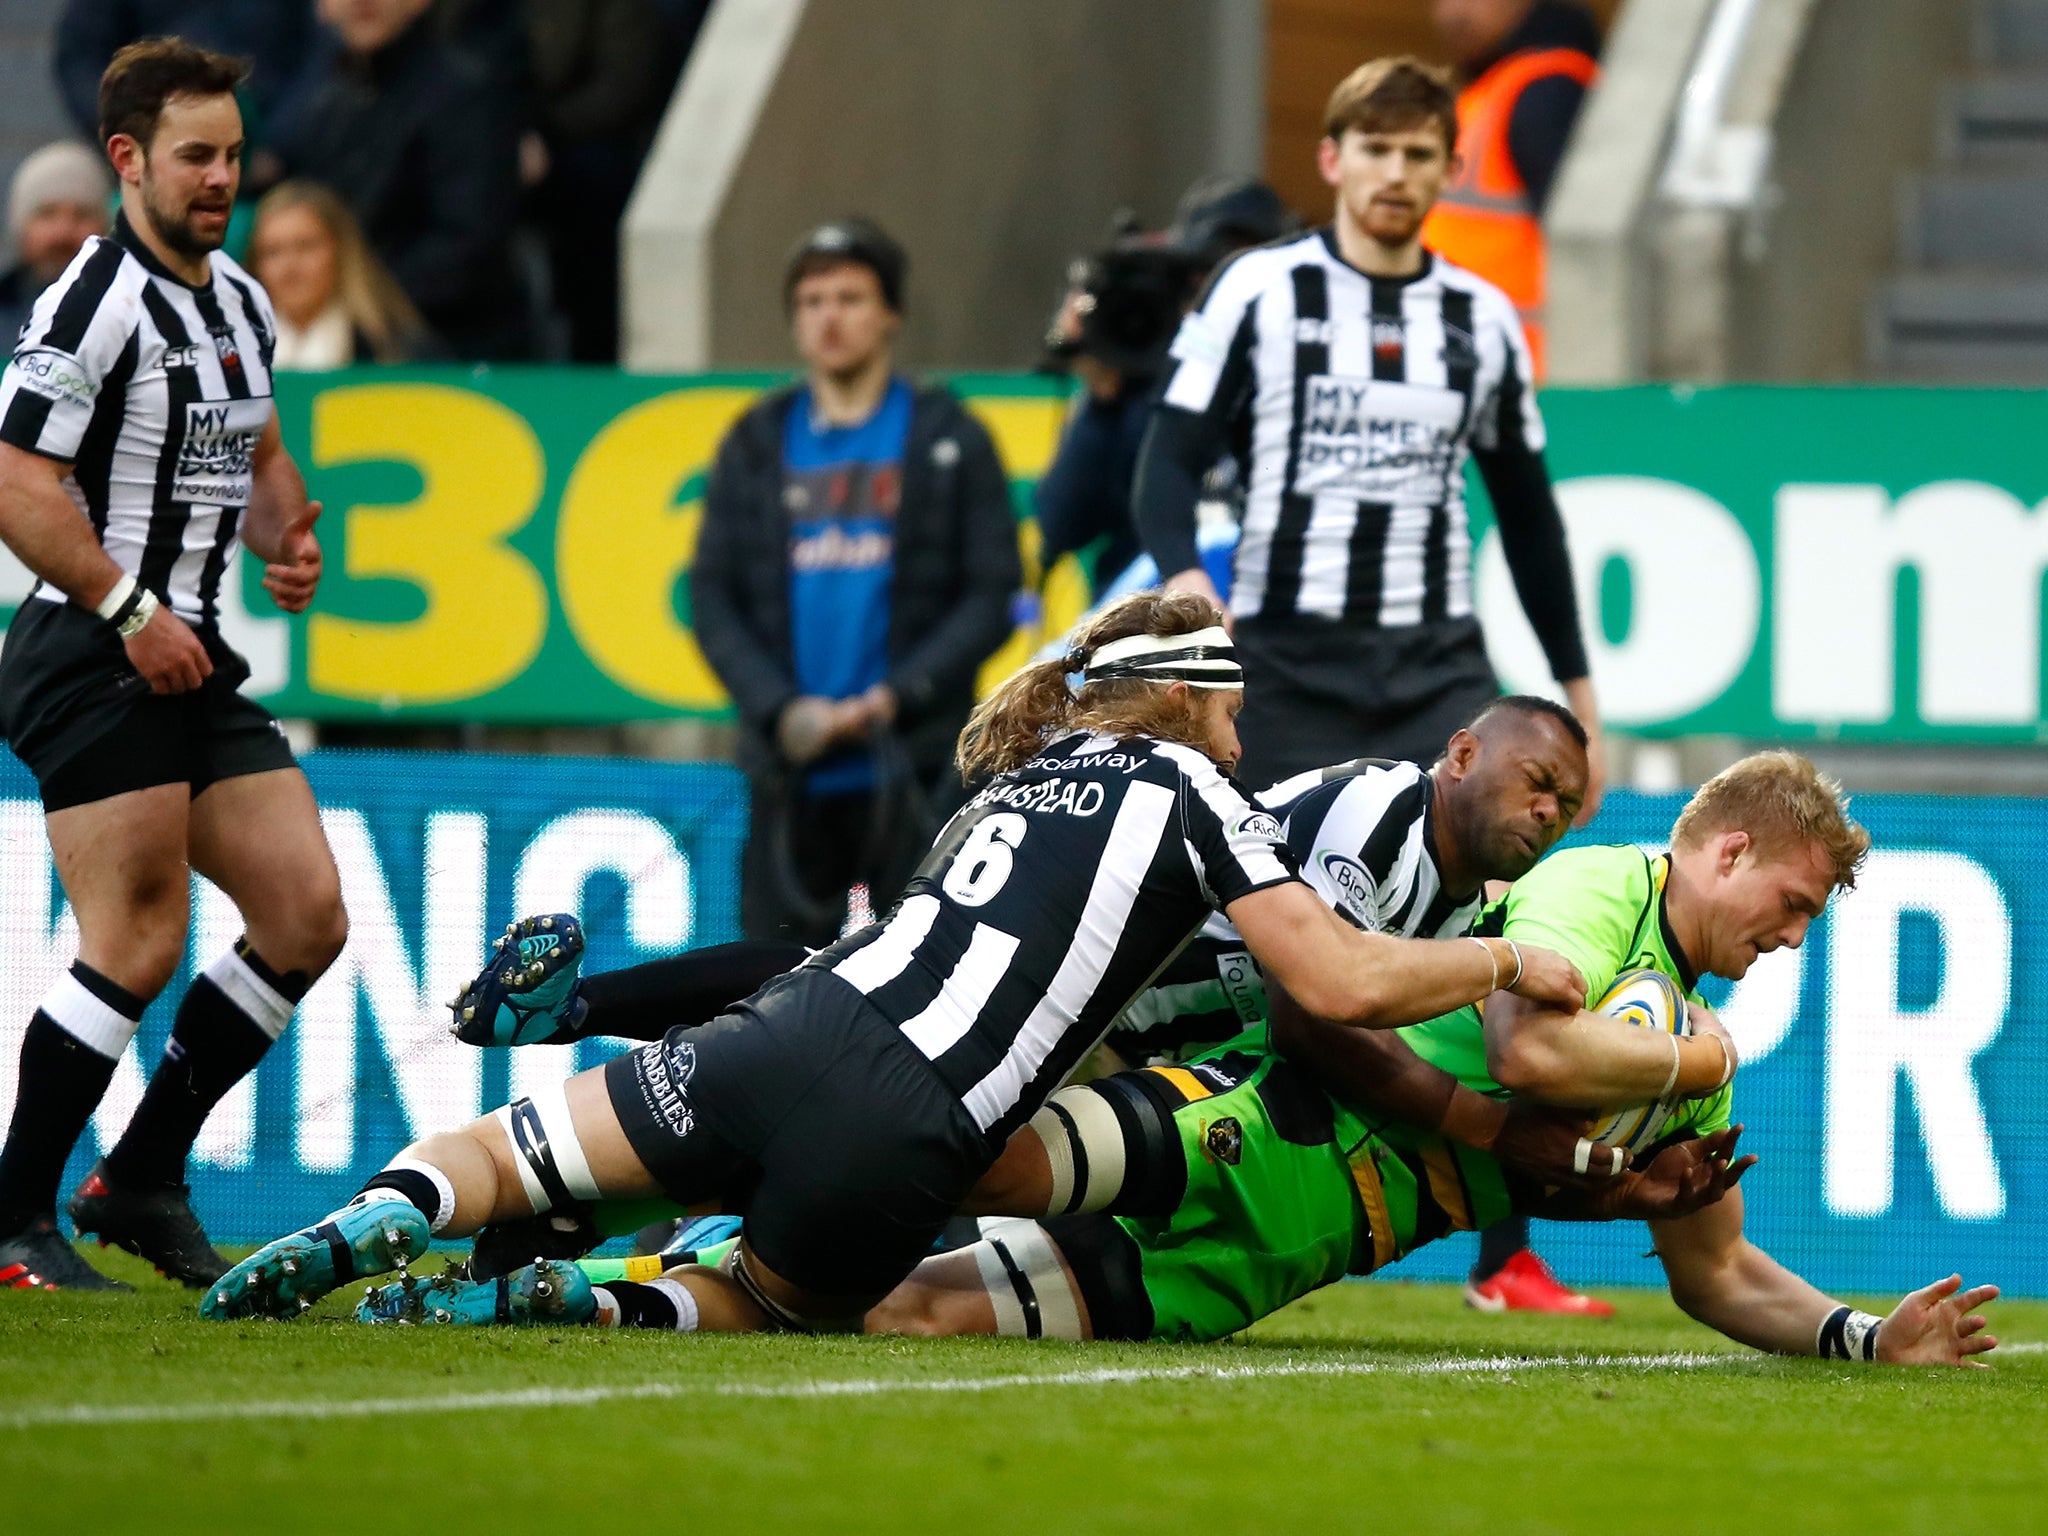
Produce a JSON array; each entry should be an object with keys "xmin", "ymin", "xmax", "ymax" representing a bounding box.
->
[{"xmin": 943, "ymin": 813, "xmax": 1028, "ymax": 906}]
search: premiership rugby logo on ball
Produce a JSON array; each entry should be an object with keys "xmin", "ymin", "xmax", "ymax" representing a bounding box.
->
[{"xmin": 1586, "ymin": 968, "xmax": 1689, "ymax": 1156}]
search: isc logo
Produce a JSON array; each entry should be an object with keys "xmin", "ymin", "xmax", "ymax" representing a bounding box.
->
[{"xmin": 161, "ymin": 344, "xmax": 205, "ymax": 369}]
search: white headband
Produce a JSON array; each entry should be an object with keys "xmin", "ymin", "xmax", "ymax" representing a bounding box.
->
[{"xmin": 1079, "ymin": 625, "xmax": 1242, "ymax": 689}]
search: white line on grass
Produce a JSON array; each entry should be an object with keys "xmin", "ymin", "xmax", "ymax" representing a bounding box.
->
[{"xmin": 4, "ymin": 1350, "xmax": 1745, "ymax": 1430}]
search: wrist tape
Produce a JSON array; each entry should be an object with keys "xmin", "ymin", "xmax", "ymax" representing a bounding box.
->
[{"xmin": 1817, "ymin": 1304, "xmax": 1882, "ymax": 1360}]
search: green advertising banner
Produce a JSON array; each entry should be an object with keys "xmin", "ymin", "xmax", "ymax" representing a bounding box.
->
[
  {"xmin": 1468, "ymin": 387, "xmax": 2048, "ymax": 744},
  {"xmin": 1, "ymin": 375, "xmax": 2043, "ymax": 742}
]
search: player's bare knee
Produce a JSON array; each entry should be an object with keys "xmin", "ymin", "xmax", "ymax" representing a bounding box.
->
[
  {"xmin": 86, "ymin": 905, "xmax": 188, "ymax": 999},
  {"xmin": 254, "ymin": 882, "xmax": 348, "ymax": 979}
]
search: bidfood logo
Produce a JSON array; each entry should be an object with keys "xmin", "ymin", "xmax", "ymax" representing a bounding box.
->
[{"xmin": 11, "ymin": 347, "xmax": 96, "ymax": 408}]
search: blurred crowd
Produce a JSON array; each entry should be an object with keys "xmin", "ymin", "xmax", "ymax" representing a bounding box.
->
[{"xmin": 4, "ymin": 0, "xmax": 709, "ymax": 366}]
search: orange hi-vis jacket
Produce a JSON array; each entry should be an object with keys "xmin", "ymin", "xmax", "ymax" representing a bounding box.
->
[{"xmin": 1421, "ymin": 46, "xmax": 1598, "ymax": 379}]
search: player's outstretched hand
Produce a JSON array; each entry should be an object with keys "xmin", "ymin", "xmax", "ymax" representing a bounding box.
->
[
  {"xmin": 1606, "ymin": 1124, "xmax": 1755, "ymax": 1220},
  {"xmin": 261, "ymin": 500, "xmax": 323, "ymax": 613},
  {"xmin": 1504, "ymin": 943, "xmax": 1585, "ymax": 1013},
  {"xmin": 1493, "ymin": 1101, "xmax": 1611, "ymax": 1187},
  {"xmin": 1876, "ymin": 1274, "xmax": 2000, "ymax": 1367},
  {"xmin": 125, "ymin": 602, "xmax": 212, "ymax": 694}
]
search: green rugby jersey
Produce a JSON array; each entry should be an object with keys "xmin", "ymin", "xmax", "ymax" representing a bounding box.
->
[{"xmin": 1361, "ymin": 841, "xmax": 1733, "ymax": 1140}]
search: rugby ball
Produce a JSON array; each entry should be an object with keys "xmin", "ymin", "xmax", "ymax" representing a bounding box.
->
[{"xmin": 1584, "ymin": 968, "xmax": 1690, "ymax": 1157}]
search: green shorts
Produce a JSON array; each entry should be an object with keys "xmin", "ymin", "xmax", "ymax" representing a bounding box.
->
[{"xmin": 1051, "ymin": 1050, "xmax": 1365, "ymax": 1343}]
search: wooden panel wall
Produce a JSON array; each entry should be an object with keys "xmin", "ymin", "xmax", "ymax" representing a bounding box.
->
[{"xmin": 1266, "ymin": 0, "xmax": 1623, "ymax": 220}]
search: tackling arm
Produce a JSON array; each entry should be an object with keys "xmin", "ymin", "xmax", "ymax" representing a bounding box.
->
[
  {"xmin": 1269, "ymin": 985, "xmax": 1615, "ymax": 1187},
  {"xmin": 1483, "ymin": 989, "xmax": 1732, "ymax": 1105},
  {"xmin": 1651, "ymin": 1188, "xmax": 2000, "ymax": 1365},
  {"xmin": 1227, "ymin": 880, "xmax": 1585, "ymax": 1028}
]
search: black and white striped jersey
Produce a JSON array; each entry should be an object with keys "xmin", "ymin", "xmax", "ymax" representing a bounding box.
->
[
  {"xmin": 814, "ymin": 730, "xmax": 1299, "ymax": 1141},
  {"xmin": 0, "ymin": 212, "xmax": 277, "ymax": 627},
  {"xmin": 1110, "ymin": 757, "xmax": 1482, "ymax": 1062},
  {"xmin": 1159, "ymin": 231, "xmax": 1541, "ymax": 625}
]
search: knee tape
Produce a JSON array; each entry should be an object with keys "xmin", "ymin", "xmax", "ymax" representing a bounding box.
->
[
  {"xmin": 721, "ymin": 1244, "xmax": 863, "ymax": 1334},
  {"xmin": 972, "ymin": 1222, "xmax": 1084, "ymax": 1341},
  {"xmin": 1029, "ymin": 1084, "xmax": 1130, "ymax": 1215},
  {"xmin": 494, "ymin": 1077, "xmax": 600, "ymax": 1215}
]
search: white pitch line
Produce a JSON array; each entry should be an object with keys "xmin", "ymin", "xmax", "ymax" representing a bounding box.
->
[{"xmin": 3, "ymin": 1350, "xmax": 1742, "ymax": 1431}]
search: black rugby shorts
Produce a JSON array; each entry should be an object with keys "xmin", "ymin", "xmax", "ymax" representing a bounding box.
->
[
  {"xmin": 605, "ymin": 965, "xmax": 991, "ymax": 1302},
  {"xmin": 0, "ymin": 599, "xmax": 297, "ymax": 812}
]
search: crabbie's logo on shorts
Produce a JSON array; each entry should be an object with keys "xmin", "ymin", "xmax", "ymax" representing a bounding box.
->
[
  {"xmin": 11, "ymin": 347, "xmax": 96, "ymax": 409},
  {"xmin": 634, "ymin": 1037, "xmax": 698, "ymax": 1139},
  {"xmin": 175, "ymin": 397, "xmax": 268, "ymax": 504}
]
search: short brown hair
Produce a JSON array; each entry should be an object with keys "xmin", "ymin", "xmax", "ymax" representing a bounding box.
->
[
  {"xmin": 99, "ymin": 37, "xmax": 249, "ymax": 149},
  {"xmin": 1672, "ymin": 750, "xmax": 1871, "ymax": 891},
  {"xmin": 1322, "ymin": 57, "xmax": 1459, "ymax": 150}
]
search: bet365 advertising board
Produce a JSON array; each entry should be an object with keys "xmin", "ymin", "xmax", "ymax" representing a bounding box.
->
[
  {"xmin": 1, "ymin": 372, "xmax": 2043, "ymax": 742},
  {"xmin": 0, "ymin": 752, "xmax": 2040, "ymax": 1299}
]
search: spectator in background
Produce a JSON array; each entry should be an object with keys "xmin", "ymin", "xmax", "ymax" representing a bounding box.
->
[
  {"xmin": 248, "ymin": 181, "xmax": 431, "ymax": 369},
  {"xmin": 525, "ymin": 0, "xmax": 685, "ymax": 361},
  {"xmin": 691, "ymin": 220, "xmax": 1021, "ymax": 947},
  {"xmin": 270, "ymin": 0, "xmax": 529, "ymax": 360},
  {"xmin": 1037, "ymin": 178, "xmax": 1293, "ymax": 597},
  {"xmin": 54, "ymin": 0, "xmax": 314, "ymax": 149},
  {"xmin": 0, "ymin": 143, "xmax": 110, "ymax": 342},
  {"xmin": 1422, "ymin": 0, "xmax": 1601, "ymax": 379}
]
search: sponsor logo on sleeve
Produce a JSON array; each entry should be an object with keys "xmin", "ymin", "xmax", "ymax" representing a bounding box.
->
[
  {"xmin": 1230, "ymin": 811, "xmax": 1283, "ymax": 845},
  {"xmin": 1316, "ymin": 850, "xmax": 1378, "ymax": 925},
  {"xmin": 9, "ymin": 347, "xmax": 97, "ymax": 410}
]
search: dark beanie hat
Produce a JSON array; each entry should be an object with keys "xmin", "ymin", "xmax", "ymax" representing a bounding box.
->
[{"xmin": 783, "ymin": 217, "xmax": 907, "ymax": 313}]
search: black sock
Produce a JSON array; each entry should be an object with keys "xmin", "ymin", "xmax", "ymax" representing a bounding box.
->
[
  {"xmin": 599, "ymin": 1278, "xmax": 690, "ymax": 1329},
  {"xmin": 0, "ymin": 962, "xmax": 144, "ymax": 1237},
  {"xmin": 1472, "ymin": 1215, "xmax": 1531, "ymax": 1282},
  {"xmin": 355, "ymin": 1167, "xmax": 447, "ymax": 1230},
  {"xmin": 103, "ymin": 941, "xmax": 301, "ymax": 1191},
  {"xmin": 579, "ymin": 940, "xmax": 810, "ymax": 1042}
]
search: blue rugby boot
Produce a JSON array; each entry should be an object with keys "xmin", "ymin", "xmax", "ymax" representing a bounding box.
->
[
  {"xmin": 200, "ymin": 1197, "xmax": 430, "ymax": 1320},
  {"xmin": 357, "ymin": 1258, "xmax": 594, "ymax": 1327},
  {"xmin": 449, "ymin": 914, "xmax": 588, "ymax": 1047}
]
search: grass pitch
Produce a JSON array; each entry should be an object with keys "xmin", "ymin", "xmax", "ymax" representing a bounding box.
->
[{"xmin": 5, "ymin": 1244, "xmax": 2043, "ymax": 1535}]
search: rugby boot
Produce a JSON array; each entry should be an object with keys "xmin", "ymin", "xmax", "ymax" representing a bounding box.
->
[
  {"xmin": 200, "ymin": 1196, "xmax": 429, "ymax": 1320},
  {"xmin": 356, "ymin": 1257, "xmax": 594, "ymax": 1326},
  {"xmin": 466, "ymin": 1204, "xmax": 600, "ymax": 1281},
  {"xmin": 67, "ymin": 1162, "xmax": 230, "ymax": 1288},
  {"xmin": 0, "ymin": 1218, "xmax": 131, "ymax": 1292},
  {"xmin": 1464, "ymin": 1248, "xmax": 1615, "ymax": 1317},
  {"xmin": 449, "ymin": 914, "xmax": 587, "ymax": 1046}
]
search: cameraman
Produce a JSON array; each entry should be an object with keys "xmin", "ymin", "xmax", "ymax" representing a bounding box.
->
[{"xmin": 1035, "ymin": 179, "xmax": 1292, "ymax": 596}]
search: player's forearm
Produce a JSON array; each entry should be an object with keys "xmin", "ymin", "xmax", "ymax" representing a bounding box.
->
[
  {"xmin": 1272, "ymin": 995, "xmax": 1465, "ymax": 1131},
  {"xmin": 242, "ymin": 441, "xmax": 310, "ymax": 563},
  {"xmin": 1486, "ymin": 1003, "xmax": 1728, "ymax": 1105},
  {"xmin": 1662, "ymin": 1238, "xmax": 1839, "ymax": 1356},
  {"xmin": 1130, "ymin": 406, "xmax": 1215, "ymax": 577},
  {"xmin": 1307, "ymin": 930, "xmax": 1522, "ymax": 1030},
  {"xmin": 0, "ymin": 456, "xmax": 124, "ymax": 606}
]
